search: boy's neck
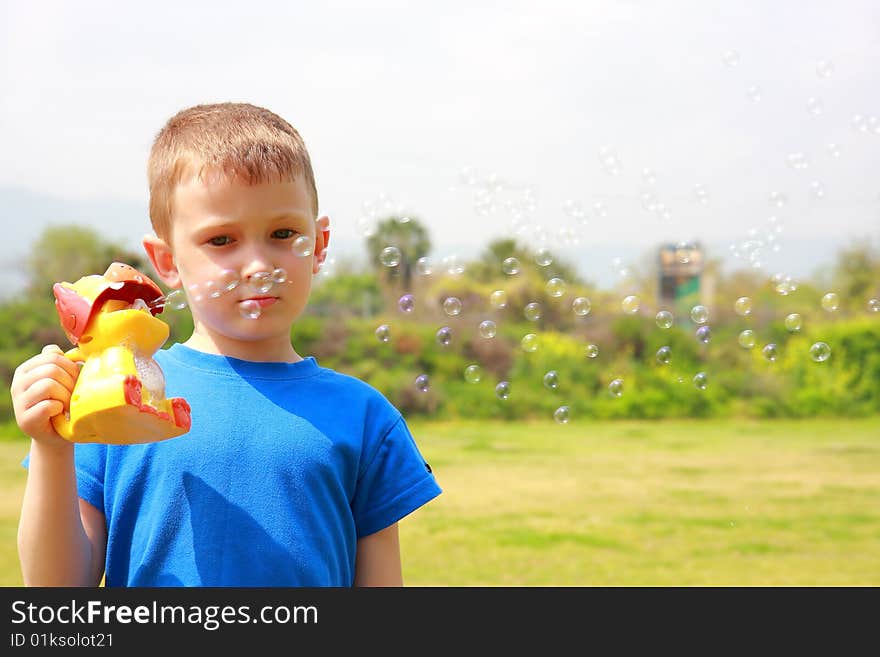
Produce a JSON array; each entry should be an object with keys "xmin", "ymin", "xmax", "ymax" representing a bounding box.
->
[{"xmin": 182, "ymin": 332, "xmax": 303, "ymax": 363}]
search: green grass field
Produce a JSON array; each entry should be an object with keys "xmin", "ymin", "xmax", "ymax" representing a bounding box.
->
[{"xmin": 3, "ymin": 417, "xmax": 879, "ymax": 586}]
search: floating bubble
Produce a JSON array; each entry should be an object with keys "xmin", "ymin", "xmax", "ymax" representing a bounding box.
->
[
  {"xmin": 694, "ymin": 183, "xmax": 709, "ymax": 204},
  {"xmin": 203, "ymin": 279, "xmax": 223, "ymax": 299},
  {"xmin": 608, "ymin": 378, "xmax": 624, "ymax": 397},
  {"xmin": 161, "ymin": 289, "xmax": 188, "ymax": 311},
  {"xmin": 734, "ymin": 297, "xmax": 752, "ymax": 316},
  {"xmin": 821, "ymin": 292, "xmax": 840, "ymax": 312},
  {"xmin": 809, "ymin": 341, "xmax": 831, "ymax": 363},
  {"xmin": 521, "ymin": 333, "xmax": 539, "ymax": 352},
  {"xmin": 546, "ymin": 277, "xmax": 566, "ymax": 298},
  {"xmin": 693, "ymin": 372, "xmax": 708, "ymax": 390},
  {"xmin": 436, "ymin": 326, "xmax": 452, "ymax": 346},
  {"xmin": 868, "ymin": 298, "xmax": 880, "ymax": 313},
  {"xmin": 502, "ymin": 257, "xmax": 521, "ymax": 275},
  {"xmin": 816, "ymin": 60, "xmax": 834, "ymax": 78},
  {"xmin": 747, "ymin": 85, "xmax": 762, "ymax": 102},
  {"xmin": 722, "ymin": 49, "xmax": 740, "ymax": 67},
  {"xmin": 827, "ymin": 143, "xmax": 841, "ymax": 158},
  {"xmin": 495, "ymin": 381, "xmax": 511, "ymax": 400},
  {"xmin": 292, "ymin": 235, "xmax": 313, "ymax": 257},
  {"xmin": 553, "ymin": 405, "xmax": 570, "ymax": 424},
  {"xmin": 572, "ymin": 297, "xmax": 591, "ymax": 317},
  {"xmin": 543, "ymin": 370, "xmax": 559, "ymax": 390},
  {"xmin": 621, "ymin": 295, "xmax": 640, "ymax": 314},
  {"xmin": 810, "ymin": 181, "xmax": 825, "ymax": 200},
  {"xmin": 656, "ymin": 346, "xmax": 672, "ymax": 365},
  {"xmin": 444, "ymin": 255, "xmax": 466, "ymax": 276},
  {"xmin": 784, "ymin": 313, "xmax": 802, "ymax": 333},
  {"xmin": 375, "ymin": 324, "xmax": 391, "ymax": 343},
  {"xmin": 217, "ymin": 269, "xmax": 240, "ymax": 292},
  {"xmin": 398, "ymin": 294, "xmax": 415, "ymax": 313},
  {"xmin": 690, "ymin": 305, "xmax": 709, "ymax": 324},
  {"xmin": 239, "ymin": 299, "xmax": 262, "ymax": 320},
  {"xmin": 490, "ymin": 290, "xmax": 508, "ymax": 309},
  {"xmin": 245, "ymin": 271, "xmax": 273, "ymax": 295},
  {"xmin": 655, "ymin": 310, "xmax": 674, "ymax": 329},
  {"xmin": 380, "ymin": 246, "xmax": 401, "ymax": 267},
  {"xmin": 762, "ymin": 343, "xmax": 778, "ymax": 361},
  {"xmin": 479, "ymin": 319, "xmax": 497, "ymax": 339},
  {"xmin": 535, "ymin": 248, "xmax": 553, "ymax": 267},
  {"xmin": 464, "ymin": 364, "xmax": 483, "ymax": 384},
  {"xmin": 416, "ymin": 256, "xmax": 434, "ymax": 276},
  {"xmin": 443, "ymin": 297, "xmax": 462, "ymax": 316},
  {"xmin": 585, "ymin": 343, "xmax": 599, "ymax": 359},
  {"xmin": 271, "ymin": 268, "xmax": 288, "ymax": 285},
  {"xmin": 414, "ymin": 374, "xmax": 430, "ymax": 392},
  {"xmin": 773, "ymin": 274, "xmax": 798, "ymax": 296},
  {"xmin": 806, "ymin": 96, "xmax": 824, "ymax": 116},
  {"xmin": 599, "ymin": 146, "xmax": 621, "ymax": 175},
  {"xmin": 769, "ymin": 191, "xmax": 788, "ymax": 207},
  {"xmin": 787, "ymin": 152, "xmax": 809, "ymax": 170},
  {"xmin": 675, "ymin": 242, "xmax": 696, "ymax": 264},
  {"xmin": 738, "ymin": 329, "xmax": 756, "ymax": 349},
  {"xmin": 524, "ymin": 302, "xmax": 542, "ymax": 322},
  {"xmin": 696, "ymin": 326, "xmax": 712, "ymax": 343}
]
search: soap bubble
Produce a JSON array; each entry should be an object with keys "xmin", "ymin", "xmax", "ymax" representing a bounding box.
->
[
  {"xmin": 546, "ymin": 277, "xmax": 566, "ymax": 298},
  {"xmin": 375, "ymin": 324, "xmax": 391, "ymax": 343},
  {"xmin": 502, "ymin": 257, "xmax": 521, "ymax": 275},
  {"xmin": 773, "ymin": 274, "xmax": 798, "ymax": 296},
  {"xmin": 271, "ymin": 268, "xmax": 287, "ymax": 285},
  {"xmin": 553, "ymin": 405, "xmax": 570, "ymax": 424},
  {"xmin": 722, "ymin": 49, "xmax": 740, "ymax": 67},
  {"xmin": 379, "ymin": 246, "xmax": 401, "ymax": 267},
  {"xmin": 656, "ymin": 346, "xmax": 672, "ymax": 365},
  {"xmin": 416, "ymin": 256, "xmax": 434, "ymax": 276},
  {"xmin": 693, "ymin": 372, "xmax": 708, "ymax": 390},
  {"xmin": 203, "ymin": 279, "xmax": 224, "ymax": 299},
  {"xmin": 585, "ymin": 343, "xmax": 599, "ymax": 359},
  {"xmin": 738, "ymin": 329, "xmax": 756, "ymax": 349},
  {"xmin": 535, "ymin": 248, "xmax": 553, "ymax": 267},
  {"xmin": 608, "ymin": 378, "xmax": 624, "ymax": 397},
  {"xmin": 160, "ymin": 289, "xmax": 188, "ymax": 311},
  {"xmin": 543, "ymin": 370, "xmax": 559, "ymax": 390},
  {"xmin": 821, "ymin": 292, "xmax": 840, "ymax": 312},
  {"xmin": 621, "ymin": 295, "xmax": 640, "ymax": 314},
  {"xmin": 784, "ymin": 313, "xmax": 803, "ymax": 332},
  {"xmin": 217, "ymin": 270, "xmax": 240, "ymax": 292},
  {"xmin": 696, "ymin": 326, "xmax": 712, "ymax": 343},
  {"xmin": 572, "ymin": 297, "xmax": 591, "ymax": 317},
  {"xmin": 479, "ymin": 320, "xmax": 497, "ymax": 339},
  {"xmin": 398, "ymin": 294, "xmax": 415, "ymax": 313},
  {"xmin": 655, "ymin": 310, "xmax": 674, "ymax": 329},
  {"xmin": 414, "ymin": 374, "xmax": 430, "ymax": 392},
  {"xmin": 490, "ymin": 290, "xmax": 508, "ymax": 309},
  {"xmin": 769, "ymin": 191, "xmax": 788, "ymax": 207},
  {"xmin": 816, "ymin": 59, "xmax": 834, "ymax": 78},
  {"xmin": 464, "ymin": 364, "xmax": 483, "ymax": 384},
  {"xmin": 747, "ymin": 85, "xmax": 762, "ymax": 102},
  {"xmin": 690, "ymin": 305, "xmax": 709, "ymax": 324},
  {"xmin": 734, "ymin": 297, "xmax": 753, "ymax": 316},
  {"xmin": 443, "ymin": 297, "xmax": 462, "ymax": 316},
  {"xmin": 868, "ymin": 298, "xmax": 880, "ymax": 313},
  {"xmin": 246, "ymin": 271, "xmax": 273, "ymax": 294},
  {"xmin": 762, "ymin": 343, "xmax": 778, "ymax": 361},
  {"xmin": 524, "ymin": 302, "xmax": 542, "ymax": 322},
  {"xmin": 436, "ymin": 326, "xmax": 452, "ymax": 346},
  {"xmin": 292, "ymin": 235, "xmax": 314, "ymax": 257},
  {"xmin": 495, "ymin": 381, "xmax": 511, "ymax": 400},
  {"xmin": 444, "ymin": 255, "xmax": 466, "ymax": 276},
  {"xmin": 809, "ymin": 341, "xmax": 831, "ymax": 363},
  {"xmin": 521, "ymin": 333, "xmax": 539, "ymax": 352},
  {"xmin": 806, "ymin": 96, "xmax": 824, "ymax": 115},
  {"xmin": 239, "ymin": 299, "xmax": 262, "ymax": 320}
]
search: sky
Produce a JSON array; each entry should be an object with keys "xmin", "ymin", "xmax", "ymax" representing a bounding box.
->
[{"xmin": 1, "ymin": 0, "xmax": 878, "ymax": 292}]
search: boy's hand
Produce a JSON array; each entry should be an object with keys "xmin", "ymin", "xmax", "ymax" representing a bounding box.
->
[{"xmin": 11, "ymin": 344, "xmax": 81, "ymax": 446}]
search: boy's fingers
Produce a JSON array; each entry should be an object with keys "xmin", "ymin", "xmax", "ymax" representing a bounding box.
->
[
  {"xmin": 21, "ymin": 362, "xmax": 78, "ymax": 394},
  {"xmin": 27, "ymin": 399, "xmax": 64, "ymax": 421},
  {"xmin": 41, "ymin": 344, "xmax": 64, "ymax": 355},
  {"xmin": 22, "ymin": 379, "xmax": 71, "ymax": 412}
]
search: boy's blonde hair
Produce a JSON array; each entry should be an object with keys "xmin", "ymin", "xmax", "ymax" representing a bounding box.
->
[{"xmin": 148, "ymin": 102, "xmax": 319, "ymax": 241}]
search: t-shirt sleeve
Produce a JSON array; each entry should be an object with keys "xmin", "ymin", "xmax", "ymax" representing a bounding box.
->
[
  {"xmin": 20, "ymin": 443, "xmax": 106, "ymax": 512},
  {"xmin": 351, "ymin": 415, "xmax": 442, "ymax": 538}
]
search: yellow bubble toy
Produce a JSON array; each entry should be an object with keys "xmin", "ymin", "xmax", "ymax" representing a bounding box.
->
[{"xmin": 51, "ymin": 262, "xmax": 191, "ymax": 444}]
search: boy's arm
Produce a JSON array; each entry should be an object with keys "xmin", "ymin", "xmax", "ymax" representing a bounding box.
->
[
  {"xmin": 353, "ymin": 523, "xmax": 403, "ymax": 587},
  {"xmin": 13, "ymin": 345, "xmax": 106, "ymax": 586}
]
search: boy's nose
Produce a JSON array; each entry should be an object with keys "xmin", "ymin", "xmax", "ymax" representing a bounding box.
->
[{"xmin": 238, "ymin": 250, "xmax": 275, "ymax": 281}]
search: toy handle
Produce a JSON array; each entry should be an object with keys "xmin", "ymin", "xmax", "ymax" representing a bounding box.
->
[{"xmin": 51, "ymin": 347, "xmax": 86, "ymax": 441}]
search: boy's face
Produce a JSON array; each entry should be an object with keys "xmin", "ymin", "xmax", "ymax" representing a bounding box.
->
[{"xmin": 146, "ymin": 171, "xmax": 324, "ymax": 362}]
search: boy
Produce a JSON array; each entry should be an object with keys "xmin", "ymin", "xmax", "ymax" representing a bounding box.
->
[{"xmin": 12, "ymin": 102, "xmax": 442, "ymax": 586}]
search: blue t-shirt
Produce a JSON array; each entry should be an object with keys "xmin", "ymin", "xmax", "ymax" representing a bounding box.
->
[{"xmin": 44, "ymin": 344, "xmax": 441, "ymax": 587}]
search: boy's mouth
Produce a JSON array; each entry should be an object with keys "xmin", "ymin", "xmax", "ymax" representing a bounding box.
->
[{"xmin": 240, "ymin": 296, "xmax": 278, "ymax": 308}]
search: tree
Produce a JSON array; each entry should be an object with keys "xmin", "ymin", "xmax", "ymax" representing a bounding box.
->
[
  {"xmin": 831, "ymin": 240, "xmax": 880, "ymax": 308},
  {"xmin": 26, "ymin": 224, "xmax": 149, "ymax": 298},
  {"xmin": 365, "ymin": 216, "xmax": 432, "ymax": 293}
]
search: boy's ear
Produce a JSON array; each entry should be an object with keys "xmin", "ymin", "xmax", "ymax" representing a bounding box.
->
[
  {"xmin": 142, "ymin": 234, "xmax": 181, "ymax": 289},
  {"xmin": 313, "ymin": 215, "xmax": 331, "ymax": 274}
]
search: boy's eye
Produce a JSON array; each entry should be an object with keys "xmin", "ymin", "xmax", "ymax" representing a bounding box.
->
[
  {"xmin": 272, "ymin": 228, "xmax": 297, "ymax": 239},
  {"xmin": 207, "ymin": 236, "xmax": 232, "ymax": 246}
]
